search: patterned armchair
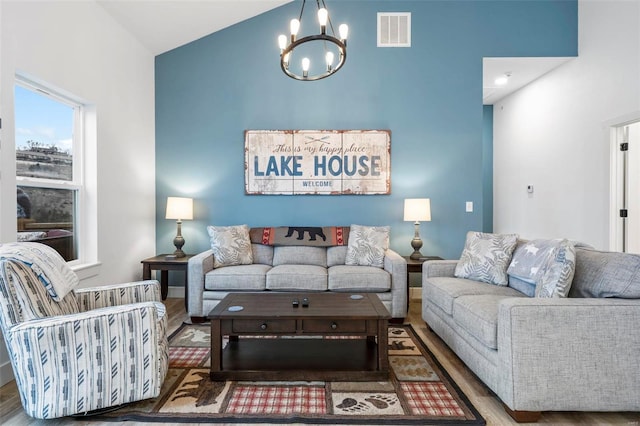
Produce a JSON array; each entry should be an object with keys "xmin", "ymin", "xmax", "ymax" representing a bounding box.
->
[{"xmin": 0, "ymin": 242, "xmax": 168, "ymax": 419}]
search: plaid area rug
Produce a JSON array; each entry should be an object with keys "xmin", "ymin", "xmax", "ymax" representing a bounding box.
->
[{"xmin": 97, "ymin": 324, "xmax": 485, "ymax": 425}]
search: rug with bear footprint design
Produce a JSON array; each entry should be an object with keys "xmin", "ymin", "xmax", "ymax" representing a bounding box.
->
[{"xmin": 97, "ymin": 324, "xmax": 485, "ymax": 425}]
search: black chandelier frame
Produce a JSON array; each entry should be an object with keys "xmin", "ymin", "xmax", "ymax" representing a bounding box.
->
[{"xmin": 279, "ymin": 0, "xmax": 347, "ymax": 81}]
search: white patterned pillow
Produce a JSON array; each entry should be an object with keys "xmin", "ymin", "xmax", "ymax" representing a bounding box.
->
[
  {"xmin": 207, "ymin": 225, "xmax": 253, "ymax": 268},
  {"xmin": 508, "ymin": 239, "xmax": 564, "ymax": 284},
  {"xmin": 454, "ymin": 232, "xmax": 518, "ymax": 286},
  {"xmin": 345, "ymin": 225, "xmax": 390, "ymax": 268},
  {"xmin": 535, "ymin": 239, "xmax": 576, "ymax": 298}
]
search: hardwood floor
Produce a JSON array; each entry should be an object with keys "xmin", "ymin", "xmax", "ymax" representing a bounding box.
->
[{"xmin": 1, "ymin": 297, "xmax": 638, "ymax": 425}]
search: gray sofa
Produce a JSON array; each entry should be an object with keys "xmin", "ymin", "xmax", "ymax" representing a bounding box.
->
[
  {"xmin": 422, "ymin": 245, "xmax": 640, "ymax": 421},
  {"xmin": 188, "ymin": 242, "xmax": 407, "ymax": 321}
]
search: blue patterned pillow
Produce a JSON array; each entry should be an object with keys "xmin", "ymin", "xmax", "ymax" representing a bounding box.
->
[
  {"xmin": 345, "ymin": 225, "xmax": 390, "ymax": 268},
  {"xmin": 508, "ymin": 239, "xmax": 576, "ymax": 298},
  {"xmin": 454, "ymin": 232, "xmax": 518, "ymax": 286},
  {"xmin": 535, "ymin": 240, "xmax": 576, "ymax": 298}
]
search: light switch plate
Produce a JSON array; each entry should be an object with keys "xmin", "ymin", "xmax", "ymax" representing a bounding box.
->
[{"xmin": 466, "ymin": 201, "xmax": 473, "ymax": 212}]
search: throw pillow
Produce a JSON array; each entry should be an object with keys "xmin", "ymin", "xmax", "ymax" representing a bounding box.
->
[
  {"xmin": 345, "ymin": 225, "xmax": 390, "ymax": 268},
  {"xmin": 535, "ymin": 239, "xmax": 576, "ymax": 298},
  {"xmin": 207, "ymin": 225, "xmax": 253, "ymax": 268},
  {"xmin": 454, "ymin": 231, "xmax": 518, "ymax": 286},
  {"xmin": 508, "ymin": 239, "xmax": 564, "ymax": 284}
]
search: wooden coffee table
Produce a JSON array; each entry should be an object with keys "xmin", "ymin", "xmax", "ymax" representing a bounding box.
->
[{"xmin": 208, "ymin": 292, "xmax": 391, "ymax": 381}]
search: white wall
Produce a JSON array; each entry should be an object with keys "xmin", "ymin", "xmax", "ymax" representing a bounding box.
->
[
  {"xmin": 493, "ymin": 0, "xmax": 640, "ymax": 249},
  {"xmin": 0, "ymin": 1, "xmax": 156, "ymax": 386}
]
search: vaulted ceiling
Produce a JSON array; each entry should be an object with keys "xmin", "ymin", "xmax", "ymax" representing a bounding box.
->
[{"xmin": 96, "ymin": 0, "xmax": 571, "ymax": 104}]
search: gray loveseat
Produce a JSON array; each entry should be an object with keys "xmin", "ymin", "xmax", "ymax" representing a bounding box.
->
[
  {"xmin": 422, "ymin": 244, "xmax": 640, "ymax": 421},
  {"xmin": 188, "ymin": 226, "xmax": 407, "ymax": 321}
]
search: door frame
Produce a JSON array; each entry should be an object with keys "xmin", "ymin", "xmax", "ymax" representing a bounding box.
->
[{"xmin": 608, "ymin": 111, "xmax": 640, "ymax": 251}]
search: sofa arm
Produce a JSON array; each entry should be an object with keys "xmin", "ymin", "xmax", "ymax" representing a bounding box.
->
[
  {"xmin": 187, "ymin": 249, "xmax": 215, "ymax": 317},
  {"xmin": 496, "ymin": 297, "xmax": 640, "ymax": 412},
  {"xmin": 5, "ymin": 302, "xmax": 168, "ymax": 419},
  {"xmin": 384, "ymin": 249, "xmax": 407, "ymax": 318},
  {"xmin": 75, "ymin": 279, "xmax": 162, "ymax": 311},
  {"xmin": 422, "ymin": 260, "xmax": 458, "ymax": 278}
]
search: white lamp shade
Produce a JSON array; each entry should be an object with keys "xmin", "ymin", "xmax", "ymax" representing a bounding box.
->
[
  {"xmin": 404, "ymin": 198, "xmax": 431, "ymax": 221},
  {"xmin": 165, "ymin": 197, "xmax": 193, "ymax": 220}
]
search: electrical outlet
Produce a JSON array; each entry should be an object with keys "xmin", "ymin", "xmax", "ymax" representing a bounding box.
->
[{"xmin": 466, "ymin": 201, "xmax": 473, "ymax": 212}]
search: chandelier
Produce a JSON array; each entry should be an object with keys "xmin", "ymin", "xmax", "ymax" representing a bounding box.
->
[{"xmin": 278, "ymin": 0, "xmax": 348, "ymax": 81}]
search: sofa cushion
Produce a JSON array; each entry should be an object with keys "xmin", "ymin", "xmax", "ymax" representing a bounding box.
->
[
  {"xmin": 327, "ymin": 246, "xmax": 348, "ymax": 267},
  {"xmin": 453, "ymin": 294, "xmax": 525, "ymax": 350},
  {"xmin": 207, "ymin": 224, "xmax": 253, "ymax": 268},
  {"xmin": 205, "ymin": 264, "xmax": 270, "ymax": 291},
  {"xmin": 345, "ymin": 224, "xmax": 390, "ymax": 268},
  {"xmin": 424, "ymin": 276, "xmax": 524, "ymax": 315},
  {"xmin": 272, "ymin": 246, "xmax": 327, "ymax": 267},
  {"xmin": 266, "ymin": 265, "xmax": 327, "ymax": 291},
  {"xmin": 570, "ymin": 248, "xmax": 640, "ymax": 298},
  {"xmin": 328, "ymin": 265, "xmax": 391, "ymax": 292},
  {"xmin": 454, "ymin": 232, "xmax": 518, "ymax": 286},
  {"xmin": 251, "ymin": 243, "xmax": 274, "ymax": 265},
  {"xmin": 535, "ymin": 239, "xmax": 576, "ymax": 298}
]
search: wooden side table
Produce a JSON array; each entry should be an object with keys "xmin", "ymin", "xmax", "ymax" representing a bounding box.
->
[
  {"xmin": 404, "ymin": 256, "xmax": 443, "ymax": 310},
  {"xmin": 141, "ymin": 254, "xmax": 194, "ymax": 307}
]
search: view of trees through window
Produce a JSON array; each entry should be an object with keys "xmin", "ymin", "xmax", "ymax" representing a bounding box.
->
[{"xmin": 15, "ymin": 82, "xmax": 80, "ymax": 261}]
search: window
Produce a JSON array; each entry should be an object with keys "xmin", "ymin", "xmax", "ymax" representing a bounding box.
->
[{"xmin": 15, "ymin": 79, "xmax": 84, "ymax": 262}]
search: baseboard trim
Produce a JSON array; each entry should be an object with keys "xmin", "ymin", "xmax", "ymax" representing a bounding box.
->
[
  {"xmin": 410, "ymin": 287, "xmax": 422, "ymax": 300},
  {"xmin": 168, "ymin": 286, "xmax": 185, "ymax": 299},
  {"xmin": 0, "ymin": 360, "xmax": 14, "ymax": 387}
]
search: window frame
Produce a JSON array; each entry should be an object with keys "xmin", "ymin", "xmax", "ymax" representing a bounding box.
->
[{"xmin": 15, "ymin": 77, "xmax": 86, "ymax": 265}]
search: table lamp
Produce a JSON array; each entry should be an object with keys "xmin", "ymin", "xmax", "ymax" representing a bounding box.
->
[
  {"xmin": 404, "ymin": 198, "xmax": 431, "ymax": 260},
  {"xmin": 165, "ymin": 196, "xmax": 193, "ymax": 258}
]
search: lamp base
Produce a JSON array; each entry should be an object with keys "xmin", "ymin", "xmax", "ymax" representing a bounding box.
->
[
  {"xmin": 173, "ymin": 221, "xmax": 186, "ymax": 258},
  {"xmin": 410, "ymin": 235, "xmax": 423, "ymax": 260},
  {"xmin": 409, "ymin": 250, "xmax": 423, "ymax": 260}
]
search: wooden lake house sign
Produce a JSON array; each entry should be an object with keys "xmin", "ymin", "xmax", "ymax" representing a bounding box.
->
[{"xmin": 245, "ymin": 130, "xmax": 391, "ymax": 195}]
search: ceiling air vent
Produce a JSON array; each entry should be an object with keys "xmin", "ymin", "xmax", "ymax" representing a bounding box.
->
[{"xmin": 377, "ymin": 12, "xmax": 411, "ymax": 47}]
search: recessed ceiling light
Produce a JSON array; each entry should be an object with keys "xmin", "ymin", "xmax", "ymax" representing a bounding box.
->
[{"xmin": 494, "ymin": 72, "xmax": 512, "ymax": 86}]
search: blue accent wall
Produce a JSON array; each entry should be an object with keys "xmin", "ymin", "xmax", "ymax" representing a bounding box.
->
[
  {"xmin": 483, "ymin": 105, "xmax": 494, "ymax": 233},
  {"xmin": 156, "ymin": 0, "xmax": 577, "ymax": 260}
]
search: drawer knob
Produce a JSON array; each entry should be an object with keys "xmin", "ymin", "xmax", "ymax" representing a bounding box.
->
[
  {"xmin": 260, "ymin": 323, "xmax": 267, "ymax": 330},
  {"xmin": 331, "ymin": 322, "xmax": 338, "ymax": 330}
]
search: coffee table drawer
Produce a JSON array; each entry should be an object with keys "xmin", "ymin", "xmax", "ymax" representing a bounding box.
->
[
  {"xmin": 232, "ymin": 319, "xmax": 296, "ymax": 333},
  {"xmin": 303, "ymin": 319, "xmax": 366, "ymax": 333}
]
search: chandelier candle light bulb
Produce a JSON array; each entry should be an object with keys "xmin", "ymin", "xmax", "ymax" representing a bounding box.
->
[
  {"xmin": 318, "ymin": 7, "xmax": 328, "ymax": 32},
  {"xmin": 290, "ymin": 18, "xmax": 300, "ymax": 42},
  {"xmin": 326, "ymin": 51, "xmax": 334, "ymax": 71},
  {"xmin": 339, "ymin": 23, "xmax": 349, "ymax": 42}
]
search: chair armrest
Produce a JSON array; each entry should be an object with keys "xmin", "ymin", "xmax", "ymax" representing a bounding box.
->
[
  {"xmin": 384, "ymin": 249, "xmax": 407, "ymax": 318},
  {"xmin": 5, "ymin": 302, "xmax": 168, "ymax": 419},
  {"xmin": 422, "ymin": 260, "xmax": 458, "ymax": 278},
  {"xmin": 496, "ymin": 297, "xmax": 640, "ymax": 411},
  {"xmin": 187, "ymin": 249, "xmax": 215, "ymax": 317},
  {"xmin": 74, "ymin": 280, "xmax": 161, "ymax": 311}
]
